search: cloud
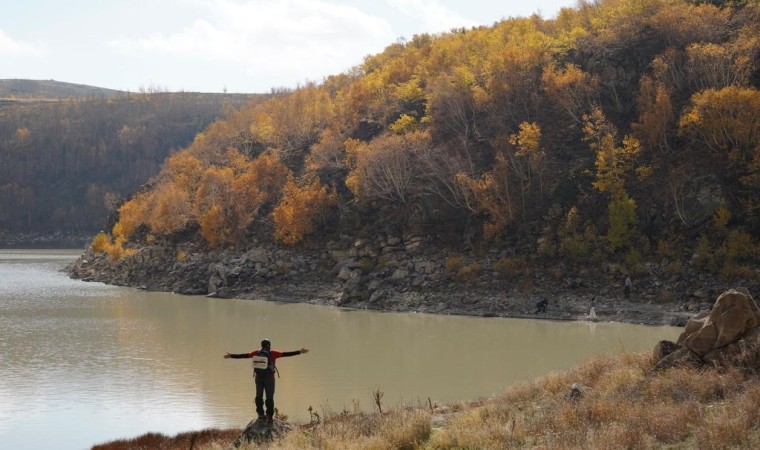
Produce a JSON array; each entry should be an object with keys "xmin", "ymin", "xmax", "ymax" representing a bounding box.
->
[
  {"xmin": 0, "ymin": 29, "xmax": 46, "ymax": 58},
  {"xmin": 385, "ymin": 0, "xmax": 478, "ymax": 33},
  {"xmin": 106, "ymin": 0, "xmax": 396, "ymax": 86}
]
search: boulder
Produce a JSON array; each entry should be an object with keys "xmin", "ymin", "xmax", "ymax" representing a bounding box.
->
[
  {"xmin": 651, "ymin": 346, "xmax": 704, "ymax": 372},
  {"xmin": 207, "ymin": 263, "xmax": 227, "ymax": 294},
  {"xmin": 653, "ymin": 340, "xmax": 681, "ymax": 361},
  {"xmin": 233, "ymin": 417, "xmax": 292, "ymax": 448},
  {"xmin": 678, "ymin": 288, "xmax": 760, "ymax": 357},
  {"xmin": 703, "ymin": 327, "xmax": 760, "ymax": 369}
]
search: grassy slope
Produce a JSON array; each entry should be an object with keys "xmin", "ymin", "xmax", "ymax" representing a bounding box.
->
[{"xmin": 93, "ymin": 350, "xmax": 760, "ymax": 449}]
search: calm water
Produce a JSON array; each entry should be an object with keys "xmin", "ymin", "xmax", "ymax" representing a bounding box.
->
[{"xmin": 0, "ymin": 249, "xmax": 681, "ymax": 449}]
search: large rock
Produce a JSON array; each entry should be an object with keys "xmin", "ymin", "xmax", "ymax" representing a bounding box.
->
[
  {"xmin": 703, "ymin": 327, "xmax": 760, "ymax": 369},
  {"xmin": 233, "ymin": 417, "xmax": 292, "ymax": 448},
  {"xmin": 678, "ymin": 288, "xmax": 760, "ymax": 357}
]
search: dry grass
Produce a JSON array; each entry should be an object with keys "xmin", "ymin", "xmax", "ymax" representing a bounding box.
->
[
  {"xmin": 94, "ymin": 348, "xmax": 760, "ymax": 449},
  {"xmin": 427, "ymin": 351, "xmax": 760, "ymax": 449},
  {"xmin": 245, "ymin": 409, "xmax": 431, "ymax": 450},
  {"xmin": 91, "ymin": 428, "xmax": 241, "ymax": 450}
]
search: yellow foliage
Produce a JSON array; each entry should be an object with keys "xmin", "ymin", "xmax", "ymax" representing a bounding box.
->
[
  {"xmin": 246, "ymin": 152, "xmax": 289, "ymax": 204},
  {"xmin": 200, "ymin": 205, "xmax": 226, "ymax": 249},
  {"xmin": 541, "ymin": 63, "xmax": 599, "ymax": 123},
  {"xmin": 583, "ymin": 108, "xmax": 641, "ymax": 196},
  {"xmin": 389, "ymin": 113, "xmax": 418, "ymax": 134},
  {"xmin": 455, "ymin": 154, "xmax": 515, "ymax": 238},
  {"xmin": 91, "ymin": 232, "xmax": 111, "ymax": 253},
  {"xmin": 272, "ymin": 175, "xmax": 336, "ymax": 245},
  {"xmin": 678, "ymin": 86, "xmax": 760, "ymax": 164},
  {"xmin": 148, "ymin": 182, "xmax": 191, "ymax": 235},
  {"xmin": 164, "ymin": 151, "xmax": 204, "ymax": 194},
  {"xmin": 633, "ymin": 75, "xmax": 674, "ymax": 151},
  {"xmin": 113, "ymin": 193, "xmax": 150, "ymax": 241}
]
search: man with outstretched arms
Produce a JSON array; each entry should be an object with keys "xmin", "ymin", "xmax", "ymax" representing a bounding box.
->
[{"xmin": 224, "ymin": 338, "xmax": 309, "ymax": 422}]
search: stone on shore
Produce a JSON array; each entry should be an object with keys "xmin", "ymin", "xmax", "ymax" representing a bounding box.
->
[
  {"xmin": 678, "ymin": 287, "xmax": 760, "ymax": 357},
  {"xmin": 233, "ymin": 417, "xmax": 293, "ymax": 448},
  {"xmin": 652, "ymin": 288, "xmax": 760, "ymax": 372}
]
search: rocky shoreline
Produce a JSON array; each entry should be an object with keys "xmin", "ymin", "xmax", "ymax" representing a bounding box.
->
[{"xmin": 64, "ymin": 233, "xmax": 754, "ymax": 327}]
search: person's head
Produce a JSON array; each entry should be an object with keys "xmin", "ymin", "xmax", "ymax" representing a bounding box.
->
[{"xmin": 261, "ymin": 338, "xmax": 271, "ymax": 350}]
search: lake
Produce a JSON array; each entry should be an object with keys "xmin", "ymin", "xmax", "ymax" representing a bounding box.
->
[{"xmin": 0, "ymin": 249, "xmax": 681, "ymax": 449}]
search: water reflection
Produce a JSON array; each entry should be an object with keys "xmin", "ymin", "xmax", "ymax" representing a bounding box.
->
[{"xmin": 0, "ymin": 250, "xmax": 682, "ymax": 449}]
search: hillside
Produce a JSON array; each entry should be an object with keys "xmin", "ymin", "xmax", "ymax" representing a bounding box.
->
[
  {"xmin": 0, "ymin": 79, "xmax": 123, "ymax": 100},
  {"xmin": 72, "ymin": 0, "xmax": 759, "ymax": 313},
  {"xmin": 0, "ymin": 84, "xmax": 264, "ymax": 244}
]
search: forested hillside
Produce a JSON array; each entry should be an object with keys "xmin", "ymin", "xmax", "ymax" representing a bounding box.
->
[
  {"xmin": 97, "ymin": 0, "xmax": 760, "ymax": 281},
  {"xmin": 0, "ymin": 86, "xmax": 260, "ymax": 238}
]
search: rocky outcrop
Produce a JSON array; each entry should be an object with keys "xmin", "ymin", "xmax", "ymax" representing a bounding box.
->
[
  {"xmin": 232, "ymin": 417, "xmax": 292, "ymax": 448},
  {"xmin": 652, "ymin": 288, "xmax": 760, "ymax": 372},
  {"xmin": 678, "ymin": 288, "xmax": 760, "ymax": 357}
]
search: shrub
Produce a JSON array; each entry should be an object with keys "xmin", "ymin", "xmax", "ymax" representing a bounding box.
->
[
  {"xmin": 445, "ymin": 254, "xmax": 465, "ymax": 274},
  {"xmin": 495, "ymin": 256, "xmax": 530, "ymax": 280},
  {"xmin": 273, "ymin": 176, "xmax": 336, "ymax": 245},
  {"xmin": 91, "ymin": 232, "xmax": 111, "ymax": 253},
  {"xmin": 456, "ymin": 262, "xmax": 481, "ymax": 281}
]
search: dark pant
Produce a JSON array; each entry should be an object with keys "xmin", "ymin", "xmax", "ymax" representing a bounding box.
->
[{"xmin": 255, "ymin": 377, "xmax": 275, "ymax": 418}]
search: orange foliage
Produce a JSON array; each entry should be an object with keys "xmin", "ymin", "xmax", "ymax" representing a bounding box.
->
[
  {"xmin": 633, "ymin": 75, "xmax": 674, "ymax": 152},
  {"xmin": 678, "ymin": 86, "xmax": 760, "ymax": 163},
  {"xmin": 164, "ymin": 151, "xmax": 204, "ymax": 195},
  {"xmin": 200, "ymin": 204, "xmax": 226, "ymax": 249},
  {"xmin": 147, "ymin": 182, "xmax": 191, "ymax": 235},
  {"xmin": 112, "ymin": 193, "xmax": 150, "ymax": 241},
  {"xmin": 541, "ymin": 63, "xmax": 599, "ymax": 124},
  {"xmin": 455, "ymin": 154, "xmax": 515, "ymax": 238},
  {"xmin": 272, "ymin": 175, "xmax": 336, "ymax": 245},
  {"xmin": 245, "ymin": 152, "xmax": 289, "ymax": 204}
]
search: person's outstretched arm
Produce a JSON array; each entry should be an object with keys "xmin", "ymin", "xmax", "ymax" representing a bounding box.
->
[
  {"xmin": 223, "ymin": 352, "xmax": 254, "ymax": 359},
  {"xmin": 279, "ymin": 348, "xmax": 309, "ymax": 357}
]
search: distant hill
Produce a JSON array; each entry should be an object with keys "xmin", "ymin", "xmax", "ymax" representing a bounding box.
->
[
  {"xmin": 0, "ymin": 79, "xmax": 123, "ymax": 100},
  {"xmin": 0, "ymin": 85, "xmax": 267, "ymax": 238}
]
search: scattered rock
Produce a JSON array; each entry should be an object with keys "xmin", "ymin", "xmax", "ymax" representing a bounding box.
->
[
  {"xmin": 233, "ymin": 417, "xmax": 292, "ymax": 448},
  {"xmin": 653, "ymin": 340, "xmax": 680, "ymax": 361}
]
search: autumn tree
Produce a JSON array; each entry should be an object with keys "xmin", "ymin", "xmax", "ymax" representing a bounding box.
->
[
  {"xmin": 345, "ymin": 131, "xmax": 430, "ymax": 205},
  {"xmin": 455, "ymin": 153, "xmax": 515, "ymax": 239},
  {"xmin": 678, "ymin": 86, "xmax": 760, "ymax": 166},
  {"xmin": 633, "ymin": 75, "xmax": 674, "ymax": 153},
  {"xmin": 147, "ymin": 182, "xmax": 192, "ymax": 235},
  {"xmin": 583, "ymin": 107, "xmax": 642, "ymax": 251},
  {"xmin": 541, "ymin": 63, "xmax": 599, "ymax": 125},
  {"xmin": 272, "ymin": 175, "xmax": 336, "ymax": 245},
  {"xmin": 504, "ymin": 122, "xmax": 546, "ymax": 215},
  {"xmin": 305, "ymin": 128, "xmax": 346, "ymax": 174}
]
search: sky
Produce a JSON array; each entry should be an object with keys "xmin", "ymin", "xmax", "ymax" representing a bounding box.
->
[{"xmin": 0, "ymin": 0, "xmax": 577, "ymax": 94}]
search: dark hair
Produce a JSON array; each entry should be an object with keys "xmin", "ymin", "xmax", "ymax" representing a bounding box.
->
[{"xmin": 261, "ymin": 338, "xmax": 271, "ymax": 349}]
